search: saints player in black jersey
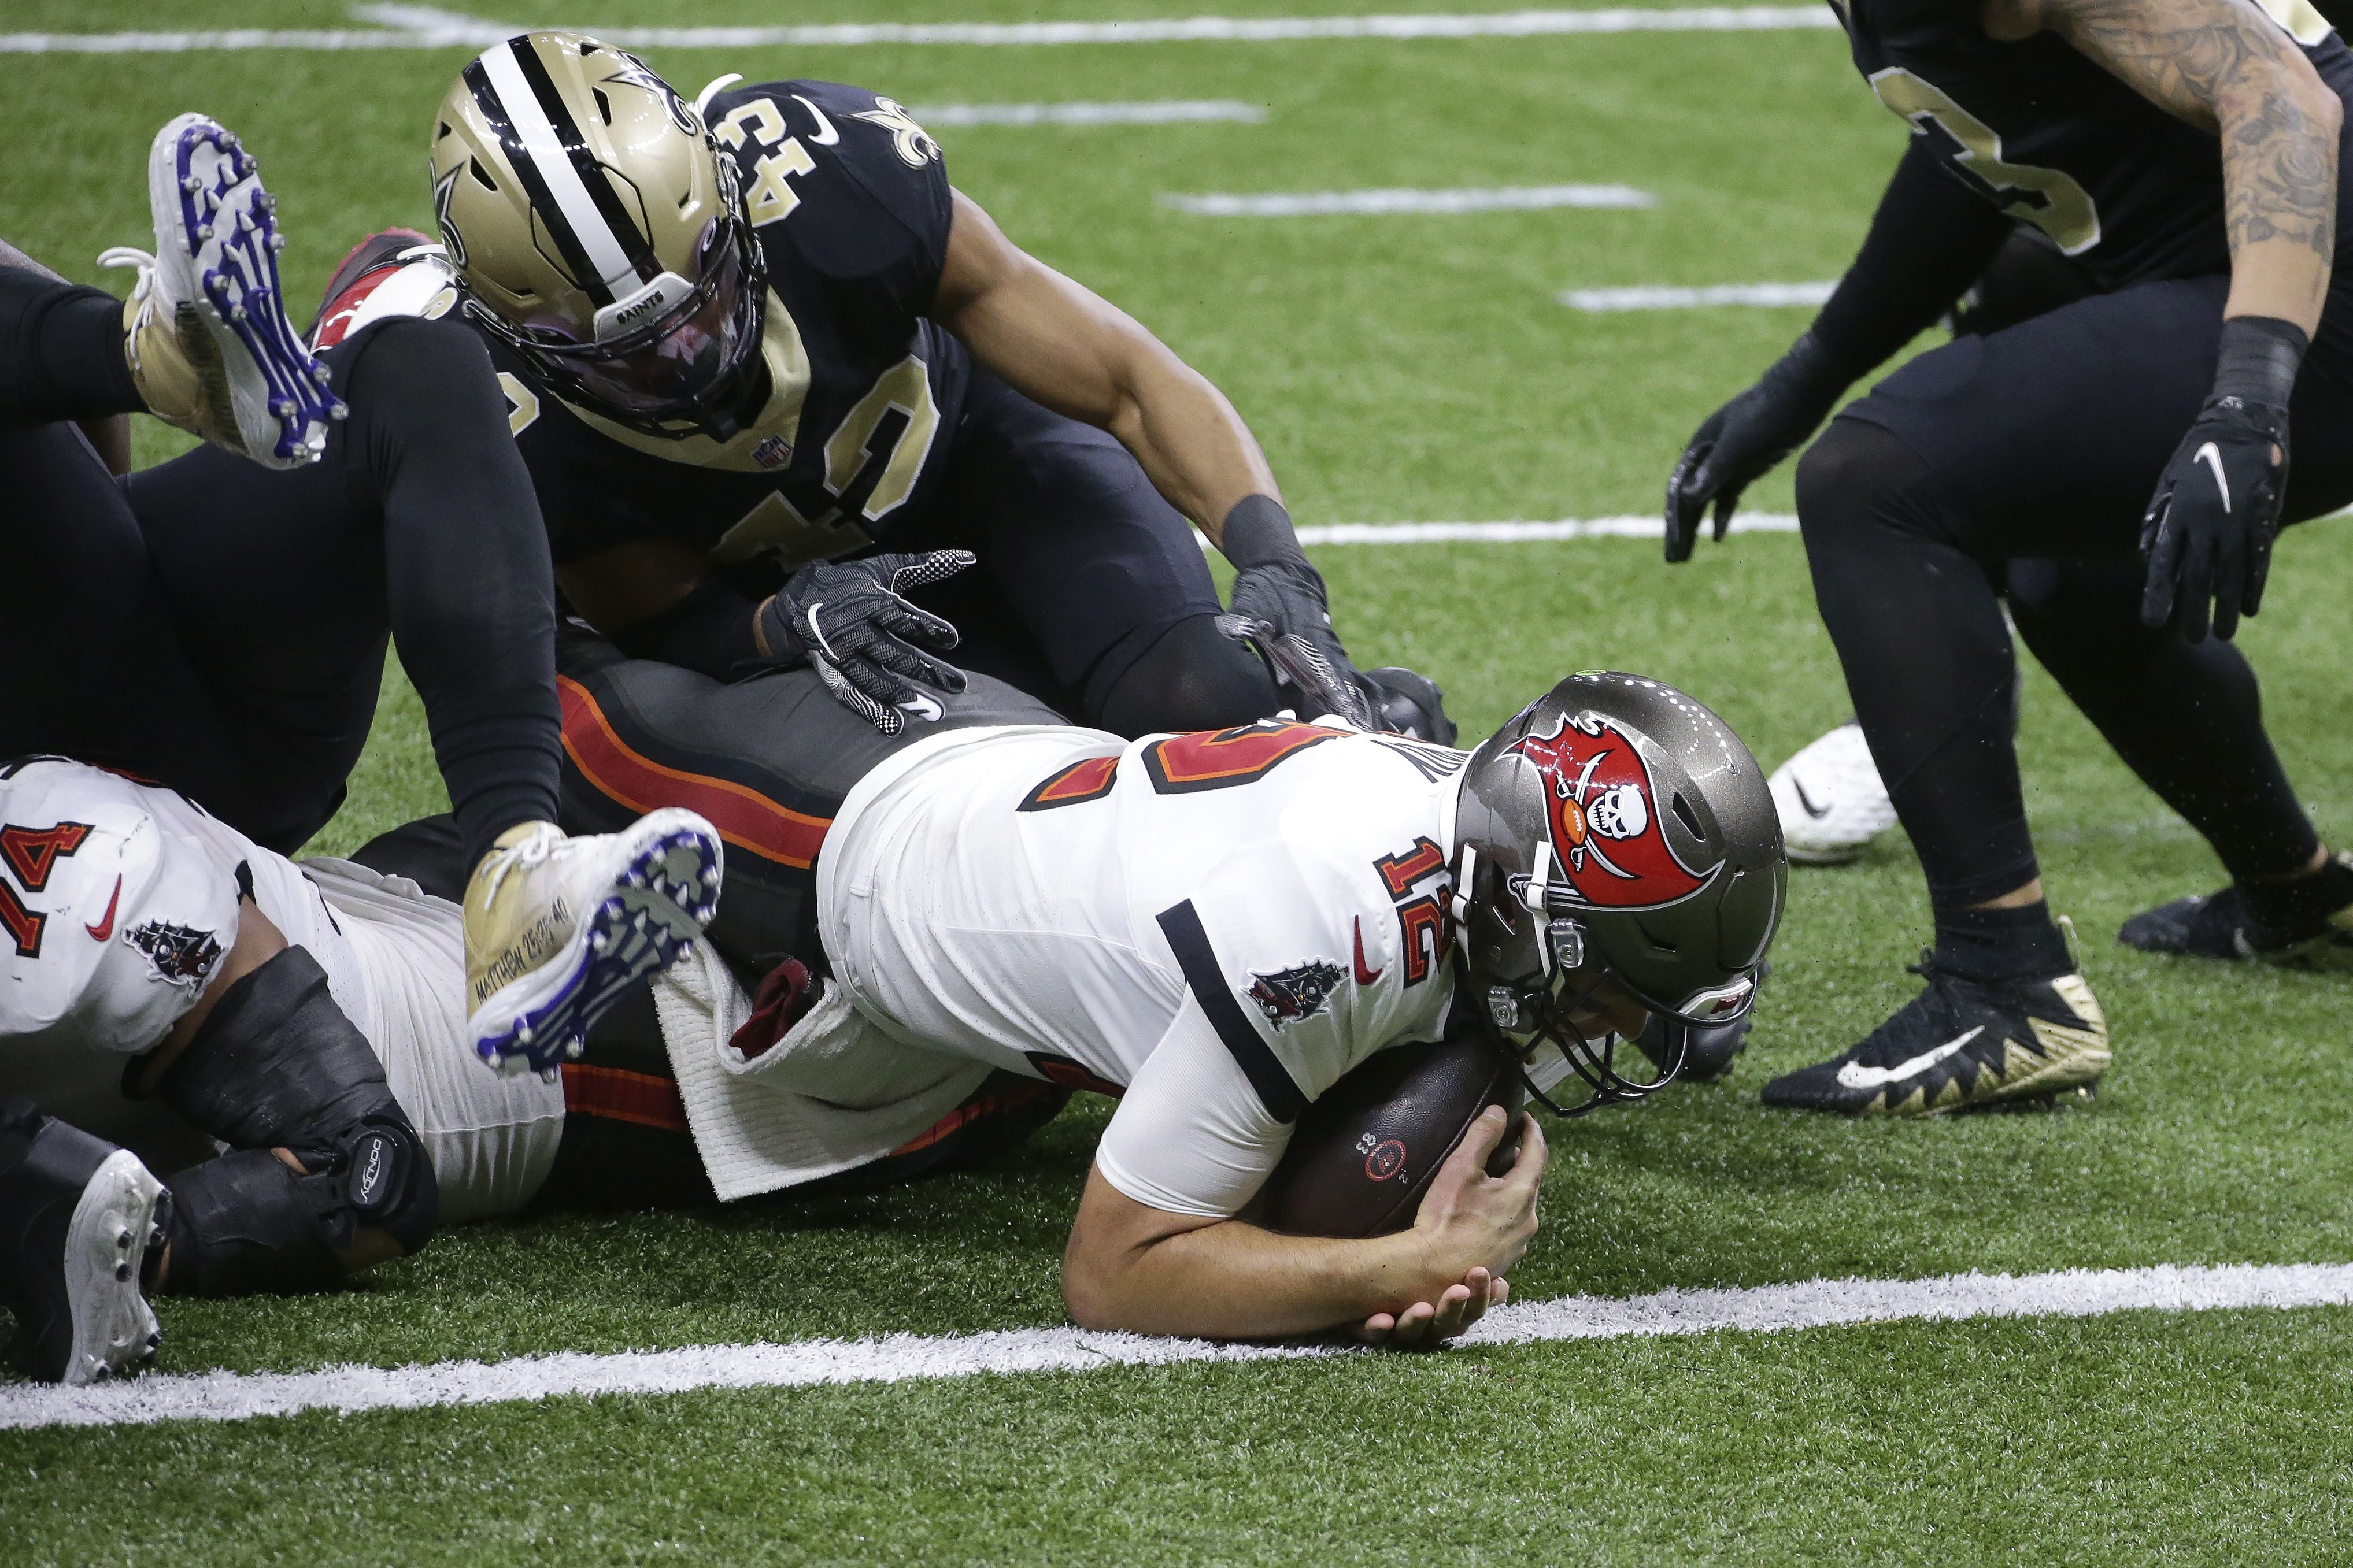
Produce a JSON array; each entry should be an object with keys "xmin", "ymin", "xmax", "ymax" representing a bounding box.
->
[
  {"xmin": 1665, "ymin": 0, "xmax": 2353, "ymax": 1113},
  {"xmin": 393, "ymin": 31, "xmax": 1430, "ymax": 743}
]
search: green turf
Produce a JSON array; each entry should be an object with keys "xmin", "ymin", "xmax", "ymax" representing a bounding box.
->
[{"xmin": 8, "ymin": 1, "xmax": 2353, "ymax": 1560}]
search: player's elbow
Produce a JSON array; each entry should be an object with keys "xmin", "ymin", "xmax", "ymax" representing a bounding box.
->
[{"xmin": 1059, "ymin": 1240, "xmax": 1130, "ymax": 1332}]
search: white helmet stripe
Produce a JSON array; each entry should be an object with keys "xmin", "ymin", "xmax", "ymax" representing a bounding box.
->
[{"xmin": 478, "ymin": 40, "xmax": 641, "ymax": 296}]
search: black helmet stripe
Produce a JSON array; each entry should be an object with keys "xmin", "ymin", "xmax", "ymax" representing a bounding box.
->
[{"xmin": 465, "ymin": 37, "xmax": 656, "ymax": 309}]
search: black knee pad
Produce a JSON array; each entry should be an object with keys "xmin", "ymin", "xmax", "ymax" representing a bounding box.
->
[
  {"xmin": 153, "ymin": 947, "xmax": 438, "ymax": 1286},
  {"xmin": 1092, "ymin": 612, "xmax": 1280, "ymax": 735}
]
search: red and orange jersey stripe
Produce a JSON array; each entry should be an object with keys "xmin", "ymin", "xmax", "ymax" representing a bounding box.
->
[{"xmin": 558, "ymin": 674, "xmax": 830, "ymax": 869}]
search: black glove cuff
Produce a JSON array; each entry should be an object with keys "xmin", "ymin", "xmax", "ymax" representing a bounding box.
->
[
  {"xmin": 2212, "ymin": 315, "xmax": 2307, "ymax": 421},
  {"xmin": 1220, "ymin": 494, "xmax": 1313, "ymax": 574},
  {"xmin": 756, "ymin": 588, "xmax": 805, "ymax": 667}
]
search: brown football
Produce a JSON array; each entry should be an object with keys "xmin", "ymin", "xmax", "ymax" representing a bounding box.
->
[{"xmin": 1257, "ymin": 1028, "xmax": 1526, "ymax": 1239}]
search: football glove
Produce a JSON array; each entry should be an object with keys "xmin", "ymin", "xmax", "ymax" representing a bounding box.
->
[
  {"xmin": 2139, "ymin": 316, "xmax": 2306, "ymax": 643},
  {"xmin": 1222, "ymin": 495, "xmax": 1379, "ymax": 729},
  {"xmin": 759, "ymin": 550, "xmax": 974, "ymax": 736},
  {"xmin": 1664, "ymin": 332, "xmax": 1848, "ymax": 563}
]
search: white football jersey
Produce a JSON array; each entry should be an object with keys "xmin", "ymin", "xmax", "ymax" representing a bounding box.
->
[
  {"xmin": 819, "ymin": 719, "xmax": 1469, "ymax": 1218},
  {"xmin": 0, "ymin": 759, "xmax": 561, "ymax": 1218}
]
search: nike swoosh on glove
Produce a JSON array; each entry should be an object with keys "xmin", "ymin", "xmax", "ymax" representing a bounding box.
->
[
  {"xmin": 760, "ymin": 550, "xmax": 975, "ymax": 735},
  {"xmin": 2140, "ymin": 394, "xmax": 2288, "ymax": 643},
  {"xmin": 1665, "ymin": 332, "xmax": 1847, "ymax": 564}
]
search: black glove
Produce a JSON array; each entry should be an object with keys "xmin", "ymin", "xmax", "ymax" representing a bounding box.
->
[
  {"xmin": 1221, "ymin": 495, "xmax": 1379, "ymax": 728},
  {"xmin": 759, "ymin": 550, "xmax": 974, "ymax": 735},
  {"xmin": 1664, "ymin": 332, "xmax": 1849, "ymax": 563},
  {"xmin": 2140, "ymin": 316, "xmax": 2304, "ymax": 643}
]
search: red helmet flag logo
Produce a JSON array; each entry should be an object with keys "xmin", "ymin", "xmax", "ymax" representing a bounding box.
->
[{"xmin": 1507, "ymin": 712, "xmax": 1717, "ymax": 910}]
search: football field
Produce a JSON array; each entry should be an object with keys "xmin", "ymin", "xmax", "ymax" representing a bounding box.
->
[{"xmin": 8, "ymin": 1, "xmax": 2353, "ymax": 1560}]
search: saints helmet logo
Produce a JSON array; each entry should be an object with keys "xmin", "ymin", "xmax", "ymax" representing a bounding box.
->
[
  {"xmin": 852, "ymin": 97, "xmax": 941, "ymax": 168},
  {"xmin": 1507, "ymin": 711, "xmax": 1718, "ymax": 911},
  {"xmin": 1247, "ymin": 959, "xmax": 1345, "ymax": 1031}
]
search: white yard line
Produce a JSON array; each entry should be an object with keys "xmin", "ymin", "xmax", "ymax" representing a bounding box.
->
[
  {"xmin": 1163, "ymin": 183, "xmax": 1655, "ymax": 214},
  {"xmin": 1290, "ymin": 514, "xmax": 1795, "ymax": 543},
  {"xmin": 1563, "ymin": 281, "xmax": 1840, "ymax": 310},
  {"xmin": 8, "ymin": 1261, "xmax": 2350, "ymax": 1432},
  {"xmin": 1, "ymin": 5, "xmax": 1841, "ymax": 54},
  {"xmin": 912, "ymin": 99, "xmax": 1267, "ymax": 124}
]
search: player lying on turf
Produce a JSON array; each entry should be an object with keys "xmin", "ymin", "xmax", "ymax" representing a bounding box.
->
[
  {"xmin": 1664, "ymin": 0, "xmax": 2353, "ymax": 1113},
  {"xmin": 334, "ymin": 29, "xmax": 1446, "ymax": 743},
  {"xmin": 0, "ymin": 757, "xmax": 723, "ymax": 1384},
  {"xmin": 0, "ymin": 113, "xmax": 720, "ymax": 1069},
  {"xmin": 348, "ymin": 639, "xmax": 1782, "ymax": 1345}
]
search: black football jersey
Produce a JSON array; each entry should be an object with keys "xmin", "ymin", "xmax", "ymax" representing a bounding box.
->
[
  {"xmin": 1838, "ymin": 0, "xmax": 2353, "ymax": 290},
  {"xmin": 479, "ymin": 79, "xmax": 972, "ymax": 573}
]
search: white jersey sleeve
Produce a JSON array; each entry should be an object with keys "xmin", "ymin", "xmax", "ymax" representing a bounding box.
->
[
  {"xmin": 1093, "ymin": 995, "xmax": 1292, "ymax": 1219},
  {"xmin": 0, "ymin": 761, "xmax": 241, "ymax": 1055},
  {"xmin": 1096, "ymin": 835, "xmax": 1437, "ymax": 1218}
]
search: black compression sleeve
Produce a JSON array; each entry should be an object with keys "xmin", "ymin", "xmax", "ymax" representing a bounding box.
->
[
  {"xmin": 610, "ymin": 575, "xmax": 767, "ymax": 677},
  {"xmin": 1807, "ymin": 139, "xmax": 2014, "ymax": 383},
  {"xmin": 0, "ymin": 270, "xmax": 142, "ymax": 422},
  {"xmin": 341, "ymin": 318, "xmax": 561, "ymax": 872}
]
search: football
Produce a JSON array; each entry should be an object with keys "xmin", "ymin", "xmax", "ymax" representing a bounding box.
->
[{"xmin": 1257, "ymin": 1028, "xmax": 1527, "ymax": 1239}]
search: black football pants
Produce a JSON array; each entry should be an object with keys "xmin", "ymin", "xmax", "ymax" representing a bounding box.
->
[
  {"xmin": 0, "ymin": 273, "xmax": 559, "ymax": 866},
  {"xmin": 1797, "ymin": 273, "xmax": 2353, "ymax": 908}
]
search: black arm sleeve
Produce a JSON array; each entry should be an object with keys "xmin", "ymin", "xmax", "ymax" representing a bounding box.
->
[
  {"xmin": 608, "ymin": 574, "xmax": 768, "ymax": 678},
  {"xmin": 1807, "ymin": 139, "xmax": 2014, "ymax": 382},
  {"xmin": 342, "ymin": 317, "xmax": 561, "ymax": 870}
]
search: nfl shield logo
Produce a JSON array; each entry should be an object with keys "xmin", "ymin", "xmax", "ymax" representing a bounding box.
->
[{"xmin": 753, "ymin": 435, "xmax": 791, "ymax": 470}]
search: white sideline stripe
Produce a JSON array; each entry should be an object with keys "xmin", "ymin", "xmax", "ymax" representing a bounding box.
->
[
  {"xmin": 1563, "ymin": 280, "xmax": 1840, "ymax": 310},
  {"xmin": 1163, "ymin": 184, "xmax": 1655, "ymax": 214},
  {"xmin": 1264, "ymin": 513, "xmax": 1797, "ymax": 545},
  {"xmin": 7, "ymin": 1262, "xmax": 2350, "ymax": 1431},
  {"xmin": 912, "ymin": 99, "xmax": 1268, "ymax": 124},
  {"xmin": 0, "ymin": 6, "xmax": 1841, "ymax": 53}
]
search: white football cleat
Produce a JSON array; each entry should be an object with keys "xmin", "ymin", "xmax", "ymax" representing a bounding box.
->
[
  {"xmin": 99, "ymin": 113, "xmax": 346, "ymax": 468},
  {"xmin": 464, "ymin": 811, "xmax": 724, "ymax": 1076},
  {"xmin": 1, "ymin": 1116, "xmax": 167, "ymax": 1386},
  {"xmin": 1769, "ymin": 721, "xmax": 1898, "ymax": 865}
]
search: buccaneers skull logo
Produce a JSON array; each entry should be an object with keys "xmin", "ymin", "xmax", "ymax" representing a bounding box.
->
[
  {"xmin": 1247, "ymin": 960, "xmax": 1344, "ymax": 1031},
  {"xmin": 1507, "ymin": 712, "xmax": 1718, "ymax": 910}
]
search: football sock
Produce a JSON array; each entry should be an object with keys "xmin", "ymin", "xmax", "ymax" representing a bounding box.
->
[
  {"xmin": 0, "ymin": 272, "xmax": 143, "ymax": 421},
  {"xmin": 346, "ymin": 320, "xmax": 563, "ymax": 870},
  {"xmin": 1933, "ymin": 900, "xmax": 2074, "ymax": 983},
  {"xmin": 2242, "ymin": 851, "xmax": 2353, "ymax": 932}
]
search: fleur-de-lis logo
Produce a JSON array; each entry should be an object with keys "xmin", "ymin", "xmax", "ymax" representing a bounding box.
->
[{"xmin": 852, "ymin": 97, "xmax": 940, "ymax": 168}]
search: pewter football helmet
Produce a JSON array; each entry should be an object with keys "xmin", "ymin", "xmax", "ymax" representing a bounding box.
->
[{"xmin": 1453, "ymin": 672, "xmax": 1785, "ymax": 1114}]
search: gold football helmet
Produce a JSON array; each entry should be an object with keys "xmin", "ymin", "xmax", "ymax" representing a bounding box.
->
[{"xmin": 430, "ymin": 31, "xmax": 767, "ymax": 438}]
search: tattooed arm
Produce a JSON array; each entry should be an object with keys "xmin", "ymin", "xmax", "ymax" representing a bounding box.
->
[{"xmin": 1990, "ymin": 0, "xmax": 2341, "ymax": 329}]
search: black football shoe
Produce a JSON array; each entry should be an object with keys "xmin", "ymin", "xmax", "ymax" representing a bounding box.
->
[
  {"xmin": 0, "ymin": 1102, "xmax": 168, "ymax": 1385},
  {"xmin": 1761, "ymin": 956, "xmax": 2110, "ymax": 1115},
  {"xmin": 2119, "ymin": 855, "xmax": 2353, "ymax": 969}
]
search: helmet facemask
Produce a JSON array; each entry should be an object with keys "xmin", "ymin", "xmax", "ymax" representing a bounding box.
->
[
  {"xmin": 1456, "ymin": 842, "xmax": 1734, "ymax": 1118},
  {"xmin": 464, "ymin": 201, "xmax": 768, "ymax": 441}
]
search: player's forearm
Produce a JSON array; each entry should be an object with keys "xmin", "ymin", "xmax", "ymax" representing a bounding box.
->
[
  {"xmin": 1102, "ymin": 350, "xmax": 1282, "ymax": 545},
  {"xmin": 1064, "ymin": 1214, "xmax": 1437, "ymax": 1339},
  {"xmin": 2050, "ymin": 0, "xmax": 2340, "ymax": 330},
  {"xmin": 1806, "ymin": 139, "xmax": 2012, "ymax": 383}
]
